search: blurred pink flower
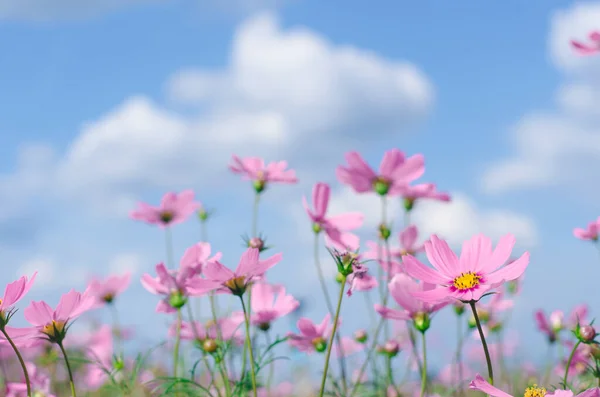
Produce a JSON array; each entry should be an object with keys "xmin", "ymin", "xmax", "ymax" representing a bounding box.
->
[
  {"xmin": 437, "ymin": 362, "xmax": 474, "ymax": 386},
  {"xmin": 130, "ymin": 190, "xmax": 200, "ymax": 228},
  {"xmin": 24, "ymin": 289, "xmax": 96, "ymax": 344},
  {"xmin": 375, "ymin": 273, "xmax": 449, "ymax": 321},
  {"xmin": 170, "ymin": 316, "xmax": 244, "ymax": 345},
  {"xmin": 141, "ymin": 262, "xmax": 211, "ymax": 313},
  {"xmin": 470, "ymin": 373, "xmax": 600, "ymax": 397},
  {"xmin": 336, "ymin": 149, "xmax": 425, "ymax": 196},
  {"xmin": 82, "ymin": 325, "xmax": 113, "ymax": 390},
  {"xmin": 303, "ymin": 182, "xmax": 363, "ymax": 251},
  {"xmin": 404, "ymin": 234, "xmax": 529, "ymax": 303},
  {"xmin": 248, "ymin": 283, "xmax": 299, "ymax": 328},
  {"xmin": 180, "ymin": 242, "xmax": 222, "ymax": 276},
  {"xmin": 399, "ymin": 183, "xmax": 450, "ymax": 209},
  {"xmin": 229, "ymin": 155, "xmax": 297, "ymax": 192},
  {"xmin": 87, "ymin": 273, "xmax": 131, "ymax": 305},
  {"xmin": 6, "ymin": 362, "xmax": 54, "ymax": 397},
  {"xmin": 287, "ymin": 314, "xmax": 336, "ymax": 353},
  {"xmin": 333, "ymin": 336, "xmax": 364, "ymax": 358},
  {"xmin": 188, "ymin": 248, "xmax": 282, "ymax": 297},
  {"xmin": 0, "ymin": 273, "xmax": 37, "ymax": 325},
  {"xmin": 571, "ymin": 31, "xmax": 600, "ymax": 56},
  {"xmin": 535, "ymin": 304, "xmax": 588, "ymax": 343},
  {"xmin": 574, "ymin": 217, "xmax": 600, "ymax": 241},
  {"xmin": 364, "ymin": 225, "xmax": 424, "ymax": 276}
]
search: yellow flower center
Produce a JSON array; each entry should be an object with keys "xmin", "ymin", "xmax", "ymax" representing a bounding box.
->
[
  {"xmin": 160, "ymin": 211, "xmax": 174, "ymax": 224},
  {"xmin": 399, "ymin": 249, "xmax": 414, "ymax": 257},
  {"xmin": 224, "ymin": 276, "xmax": 248, "ymax": 296},
  {"xmin": 42, "ymin": 320, "xmax": 66, "ymax": 337},
  {"xmin": 524, "ymin": 385, "xmax": 546, "ymax": 397},
  {"xmin": 452, "ymin": 272, "xmax": 482, "ymax": 290}
]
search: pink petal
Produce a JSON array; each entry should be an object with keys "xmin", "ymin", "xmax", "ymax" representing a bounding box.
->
[
  {"xmin": 424, "ymin": 235, "xmax": 459, "ymax": 278},
  {"xmin": 374, "ymin": 304, "xmax": 410, "ymax": 321},
  {"xmin": 469, "ymin": 374, "xmax": 513, "ymax": 397},
  {"xmin": 485, "ymin": 252, "xmax": 529, "ymax": 284},
  {"xmin": 313, "ymin": 183, "xmax": 330, "ymax": 219},
  {"xmin": 411, "ymin": 287, "xmax": 453, "ymax": 304},
  {"xmin": 478, "ymin": 234, "xmax": 515, "ymax": 274},
  {"xmin": 403, "ymin": 255, "xmax": 449, "ymax": 285},
  {"xmin": 326, "ymin": 212, "xmax": 364, "ymax": 230},
  {"xmin": 460, "ymin": 234, "xmax": 493, "ymax": 273}
]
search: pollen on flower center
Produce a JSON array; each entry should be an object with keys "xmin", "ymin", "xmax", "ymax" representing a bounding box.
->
[
  {"xmin": 524, "ymin": 385, "xmax": 546, "ymax": 397},
  {"xmin": 452, "ymin": 272, "xmax": 482, "ymax": 291},
  {"xmin": 159, "ymin": 211, "xmax": 174, "ymax": 224},
  {"xmin": 42, "ymin": 320, "xmax": 66, "ymax": 338}
]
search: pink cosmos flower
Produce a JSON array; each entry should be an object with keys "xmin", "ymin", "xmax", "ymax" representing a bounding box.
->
[
  {"xmin": 336, "ymin": 149, "xmax": 425, "ymax": 196},
  {"xmin": 0, "ymin": 273, "xmax": 37, "ymax": 324},
  {"xmin": 229, "ymin": 155, "xmax": 298, "ymax": 192},
  {"xmin": 130, "ymin": 190, "xmax": 200, "ymax": 228},
  {"xmin": 180, "ymin": 242, "xmax": 222, "ymax": 276},
  {"xmin": 82, "ymin": 325, "xmax": 113, "ymax": 390},
  {"xmin": 535, "ymin": 304, "xmax": 588, "ymax": 343},
  {"xmin": 470, "ymin": 374, "xmax": 600, "ymax": 397},
  {"xmin": 6, "ymin": 362, "xmax": 55, "ymax": 397},
  {"xmin": 188, "ymin": 248, "xmax": 282, "ymax": 297},
  {"xmin": 141, "ymin": 262, "xmax": 210, "ymax": 313},
  {"xmin": 247, "ymin": 283, "xmax": 299, "ymax": 329},
  {"xmin": 287, "ymin": 314, "xmax": 335, "ymax": 353},
  {"xmin": 303, "ymin": 182, "xmax": 364, "ymax": 251},
  {"xmin": 170, "ymin": 317, "xmax": 244, "ymax": 345},
  {"xmin": 399, "ymin": 183, "xmax": 451, "ymax": 209},
  {"xmin": 403, "ymin": 234, "xmax": 529, "ymax": 303},
  {"xmin": 87, "ymin": 273, "xmax": 131, "ymax": 305},
  {"xmin": 375, "ymin": 273, "xmax": 449, "ymax": 322},
  {"xmin": 574, "ymin": 217, "xmax": 600, "ymax": 241},
  {"xmin": 346, "ymin": 267, "xmax": 378, "ymax": 295},
  {"xmin": 24, "ymin": 289, "xmax": 96, "ymax": 344},
  {"xmin": 571, "ymin": 31, "xmax": 600, "ymax": 56},
  {"xmin": 557, "ymin": 341, "xmax": 592, "ymax": 378}
]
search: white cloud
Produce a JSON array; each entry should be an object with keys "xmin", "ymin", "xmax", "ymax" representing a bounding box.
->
[
  {"xmin": 31, "ymin": 12, "xmax": 432, "ymax": 212},
  {"xmin": 16, "ymin": 258, "xmax": 87, "ymax": 290},
  {"xmin": 108, "ymin": 253, "xmax": 143, "ymax": 275},
  {"xmin": 481, "ymin": 2, "xmax": 600, "ymax": 195}
]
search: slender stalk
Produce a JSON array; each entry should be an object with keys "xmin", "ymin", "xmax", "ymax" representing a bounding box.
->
[
  {"xmin": 207, "ymin": 294, "xmax": 231, "ymax": 397},
  {"xmin": 563, "ymin": 340, "xmax": 581, "ymax": 388},
  {"xmin": 455, "ymin": 317, "xmax": 466, "ymax": 397},
  {"xmin": 318, "ymin": 275, "xmax": 346, "ymax": 397},
  {"xmin": 313, "ymin": 233, "xmax": 348, "ymax": 393},
  {"xmin": 469, "ymin": 301, "xmax": 494, "ymax": 385},
  {"xmin": 239, "ymin": 296, "xmax": 258, "ymax": 397},
  {"xmin": 408, "ymin": 327, "xmax": 424, "ymax": 377},
  {"xmin": 165, "ymin": 227, "xmax": 175, "ymax": 267},
  {"xmin": 265, "ymin": 331, "xmax": 275, "ymax": 395},
  {"xmin": 420, "ymin": 331, "xmax": 428, "ymax": 397},
  {"xmin": 173, "ymin": 309, "xmax": 182, "ymax": 378},
  {"xmin": 201, "ymin": 220, "xmax": 208, "ymax": 242},
  {"xmin": 1, "ymin": 327, "xmax": 31, "ymax": 397},
  {"xmin": 542, "ymin": 343, "xmax": 553, "ymax": 386},
  {"xmin": 109, "ymin": 303, "xmax": 124, "ymax": 359},
  {"xmin": 58, "ymin": 342, "xmax": 77, "ymax": 397}
]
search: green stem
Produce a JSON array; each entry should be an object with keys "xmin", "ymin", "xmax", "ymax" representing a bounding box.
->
[
  {"xmin": 1, "ymin": 327, "xmax": 31, "ymax": 397},
  {"xmin": 265, "ymin": 331, "xmax": 275, "ymax": 394},
  {"xmin": 542, "ymin": 343, "xmax": 553, "ymax": 387},
  {"xmin": 109, "ymin": 303, "xmax": 124, "ymax": 359},
  {"xmin": 239, "ymin": 296, "xmax": 258, "ymax": 397},
  {"xmin": 455, "ymin": 315, "xmax": 466, "ymax": 397},
  {"xmin": 563, "ymin": 340, "xmax": 581, "ymax": 388},
  {"xmin": 58, "ymin": 342, "xmax": 77, "ymax": 397},
  {"xmin": 201, "ymin": 220, "xmax": 208, "ymax": 242},
  {"xmin": 252, "ymin": 192, "xmax": 260, "ymax": 238},
  {"xmin": 313, "ymin": 233, "xmax": 348, "ymax": 393},
  {"xmin": 420, "ymin": 331, "xmax": 428, "ymax": 397},
  {"xmin": 469, "ymin": 301, "xmax": 494, "ymax": 385},
  {"xmin": 318, "ymin": 275, "xmax": 346, "ymax": 397},
  {"xmin": 173, "ymin": 309, "xmax": 182, "ymax": 378},
  {"xmin": 208, "ymin": 294, "xmax": 231, "ymax": 397},
  {"xmin": 165, "ymin": 227, "xmax": 175, "ymax": 267}
]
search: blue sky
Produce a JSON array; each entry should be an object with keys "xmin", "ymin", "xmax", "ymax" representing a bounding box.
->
[{"xmin": 1, "ymin": 0, "xmax": 600, "ymax": 384}]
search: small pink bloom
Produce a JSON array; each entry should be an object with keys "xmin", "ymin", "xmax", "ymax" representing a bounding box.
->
[
  {"xmin": 6, "ymin": 362, "xmax": 55, "ymax": 397},
  {"xmin": 24, "ymin": 289, "xmax": 96, "ymax": 343},
  {"xmin": 248, "ymin": 283, "xmax": 299, "ymax": 328},
  {"xmin": 399, "ymin": 183, "xmax": 450, "ymax": 206},
  {"xmin": 229, "ymin": 155, "xmax": 297, "ymax": 192},
  {"xmin": 364, "ymin": 225, "xmax": 424, "ymax": 276},
  {"xmin": 571, "ymin": 31, "xmax": 600, "ymax": 56},
  {"xmin": 130, "ymin": 190, "xmax": 200, "ymax": 228},
  {"xmin": 403, "ymin": 234, "xmax": 529, "ymax": 303},
  {"xmin": 303, "ymin": 182, "xmax": 363, "ymax": 251},
  {"xmin": 574, "ymin": 217, "xmax": 600, "ymax": 241},
  {"xmin": 170, "ymin": 316, "xmax": 244, "ymax": 345},
  {"xmin": 333, "ymin": 336, "xmax": 365, "ymax": 358},
  {"xmin": 375, "ymin": 273, "xmax": 448, "ymax": 322},
  {"xmin": 82, "ymin": 325, "xmax": 113, "ymax": 390},
  {"xmin": 336, "ymin": 149, "xmax": 425, "ymax": 196},
  {"xmin": 180, "ymin": 242, "xmax": 222, "ymax": 276},
  {"xmin": 87, "ymin": 273, "xmax": 131, "ymax": 305},
  {"xmin": 287, "ymin": 314, "xmax": 336, "ymax": 353},
  {"xmin": 188, "ymin": 248, "xmax": 282, "ymax": 297},
  {"xmin": 0, "ymin": 273, "xmax": 37, "ymax": 322}
]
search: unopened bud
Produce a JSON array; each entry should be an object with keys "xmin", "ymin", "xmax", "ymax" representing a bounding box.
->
[
  {"xmin": 203, "ymin": 339, "xmax": 218, "ymax": 353},
  {"xmin": 378, "ymin": 223, "xmax": 391, "ymax": 241},
  {"xmin": 354, "ymin": 329, "xmax": 368, "ymax": 343},
  {"xmin": 248, "ymin": 237, "xmax": 264, "ymax": 251},
  {"xmin": 198, "ymin": 209, "xmax": 209, "ymax": 222},
  {"xmin": 579, "ymin": 325, "xmax": 597, "ymax": 343},
  {"xmin": 378, "ymin": 340, "xmax": 399, "ymax": 357},
  {"xmin": 403, "ymin": 198, "xmax": 415, "ymax": 212}
]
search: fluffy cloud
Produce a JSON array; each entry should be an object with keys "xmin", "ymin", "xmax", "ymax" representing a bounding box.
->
[
  {"xmin": 108, "ymin": 253, "xmax": 143, "ymax": 275},
  {"xmin": 41, "ymin": 13, "xmax": 432, "ymax": 211},
  {"xmin": 481, "ymin": 2, "xmax": 600, "ymax": 195},
  {"xmin": 16, "ymin": 258, "xmax": 88, "ymax": 290},
  {"xmin": 327, "ymin": 188, "xmax": 538, "ymax": 248}
]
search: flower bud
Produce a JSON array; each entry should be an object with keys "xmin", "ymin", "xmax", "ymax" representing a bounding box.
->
[
  {"xmin": 453, "ymin": 302, "xmax": 465, "ymax": 316},
  {"xmin": 378, "ymin": 340, "xmax": 399, "ymax": 357},
  {"xmin": 202, "ymin": 339, "xmax": 218, "ymax": 353},
  {"xmin": 198, "ymin": 208, "xmax": 209, "ymax": 222},
  {"xmin": 403, "ymin": 198, "xmax": 415, "ymax": 212},
  {"xmin": 413, "ymin": 312, "xmax": 431, "ymax": 333},
  {"xmin": 168, "ymin": 291, "xmax": 187, "ymax": 309},
  {"xmin": 354, "ymin": 329, "xmax": 368, "ymax": 343},
  {"xmin": 378, "ymin": 223, "xmax": 391, "ymax": 241},
  {"xmin": 578, "ymin": 324, "xmax": 597, "ymax": 343},
  {"xmin": 312, "ymin": 337, "xmax": 327, "ymax": 353},
  {"xmin": 549, "ymin": 311, "xmax": 564, "ymax": 333},
  {"xmin": 248, "ymin": 237, "xmax": 264, "ymax": 251}
]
